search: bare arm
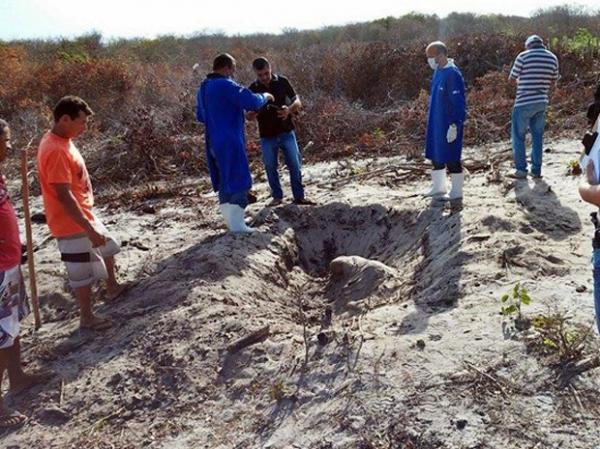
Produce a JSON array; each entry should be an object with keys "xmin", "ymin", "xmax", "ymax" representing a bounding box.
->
[
  {"xmin": 289, "ymin": 96, "xmax": 302, "ymax": 113},
  {"xmin": 579, "ymin": 182, "xmax": 600, "ymax": 207},
  {"xmin": 53, "ymin": 183, "xmax": 106, "ymax": 247},
  {"xmin": 579, "ymin": 162, "xmax": 600, "ymax": 206},
  {"xmin": 278, "ymin": 96, "xmax": 302, "ymax": 120}
]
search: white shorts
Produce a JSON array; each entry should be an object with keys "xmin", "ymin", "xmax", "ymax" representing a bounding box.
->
[
  {"xmin": 57, "ymin": 220, "xmax": 121, "ymax": 289},
  {"xmin": 0, "ymin": 265, "xmax": 30, "ymax": 348}
]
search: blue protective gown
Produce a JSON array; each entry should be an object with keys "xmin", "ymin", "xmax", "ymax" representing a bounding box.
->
[
  {"xmin": 197, "ymin": 74, "xmax": 268, "ymax": 195},
  {"xmin": 425, "ymin": 61, "xmax": 467, "ymax": 164}
]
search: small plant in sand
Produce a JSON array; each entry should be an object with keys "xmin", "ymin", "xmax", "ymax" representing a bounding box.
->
[
  {"xmin": 500, "ymin": 283, "xmax": 532, "ymax": 334},
  {"xmin": 349, "ymin": 165, "xmax": 364, "ymax": 176},
  {"xmin": 345, "ymin": 160, "xmax": 364, "ymax": 177},
  {"xmin": 269, "ymin": 379, "xmax": 294, "ymax": 402},
  {"xmin": 532, "ymin": 313, "xmax": 593, "ymax": 363},
  {"xmin": 567, "ymin": 159, "xmax": 582, "ymax": 176}
]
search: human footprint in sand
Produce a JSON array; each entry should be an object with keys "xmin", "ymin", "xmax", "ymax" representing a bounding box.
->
[
  {"xmin": 36, "ymin": 96, "xmax": 127, "ymax": 331},
  {"xmin": 0, "ymin": 119, "xmax": 51, "ymax": 428}
]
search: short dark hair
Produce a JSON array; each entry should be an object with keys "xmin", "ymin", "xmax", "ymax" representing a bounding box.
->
[
  {"xmin": 0, "ymin": 119, "xmax": 8, "ymax": 136},
  {"xmin": 426, "ymin": 41, "xmax": 447, "ymax": 56},
  {"xmin": 53, "ymin": 96, "xmax": 94, "ymax": 122},
  {"xmin": 213, "ymin": 53, "xmax": 235, "ymax": 71},
  {"xmin": 252, "ymin": 57, "xmax": 270, "ymax": 71}
]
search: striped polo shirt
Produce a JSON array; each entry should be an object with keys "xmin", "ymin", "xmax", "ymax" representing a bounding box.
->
[{"xmin": 509, "ymin": 46, "xmax": 559, "ymax": 107}]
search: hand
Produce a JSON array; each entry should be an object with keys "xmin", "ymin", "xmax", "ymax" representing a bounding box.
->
[
  {"xmin": 87, "ymin": 226, "xmax": 107, "ymax": 248},
  {"xmin": 277, "ymin": 106, "xmax": 291, "ymax": 120},
  {"xmin": 447, "ymin": 124, "xmax": 457, "ymax": 143},
  {"xmin": 264, "ymin": 93, "xmax": 275, "ymax": 103},
  {"xmin": 246, "ymin": 111, "xmax": 258, "ymax": 121}
]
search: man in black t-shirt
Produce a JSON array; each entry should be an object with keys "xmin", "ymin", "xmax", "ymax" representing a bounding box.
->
[{"xmin": 248, "ymin": 57, "xmax": 314, "ymax": 206}]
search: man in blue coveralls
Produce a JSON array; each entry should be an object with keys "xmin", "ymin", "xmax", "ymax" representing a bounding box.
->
[
  {"xmin": 196, "ymin": 53, "xmax": 274, "ymax": 233},
  {"xmin": 422, "ymin": 41, "xmax": 467, "ymax": 201}
]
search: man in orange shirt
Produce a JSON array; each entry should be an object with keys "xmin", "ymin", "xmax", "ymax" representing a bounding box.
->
[{"xmin": 38, "ymin": 96, "xmax": 123, "ymax": 331}]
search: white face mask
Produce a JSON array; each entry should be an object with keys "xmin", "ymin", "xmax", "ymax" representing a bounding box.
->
[{"xmin": 428, "ymin": 57, "xmax": 439, "ymax": 70}]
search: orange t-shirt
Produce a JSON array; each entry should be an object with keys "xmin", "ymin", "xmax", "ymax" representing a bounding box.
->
[{"xmin": 37, "ymin": 131, "xmax": 95, "ymax": 238}]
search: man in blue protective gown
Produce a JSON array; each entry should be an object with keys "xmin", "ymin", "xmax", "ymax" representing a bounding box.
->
[
  {"xmin": 422, "ymin": 41, "xmax": 467, "ymax": 201},
  {"xmin": 196, "ymin": 53, "xmax": 274, "ymax": 233}
]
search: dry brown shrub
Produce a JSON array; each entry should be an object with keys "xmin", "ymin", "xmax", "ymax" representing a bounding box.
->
[{"xmin": 0, "ymin": 31, "xmax": 598, "ymax": 187}]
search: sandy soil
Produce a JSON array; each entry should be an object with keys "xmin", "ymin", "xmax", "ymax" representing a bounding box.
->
[{"xmin": 1, "ymin": 138, "xmax": 599, "ymax": 449}]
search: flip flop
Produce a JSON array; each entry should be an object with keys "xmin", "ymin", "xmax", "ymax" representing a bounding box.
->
[
  {"xmin": 0, "ymin": 410, "xmax": 27, "ymax": 429},
  {"xmin": 9, "ymin": 369, "xmax": 54, "ymax": 396}
]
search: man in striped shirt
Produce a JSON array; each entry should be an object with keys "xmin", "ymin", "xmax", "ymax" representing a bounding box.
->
[{"xmin": 508, "ymin": 35, "xmax": 559, "ymax": 179}]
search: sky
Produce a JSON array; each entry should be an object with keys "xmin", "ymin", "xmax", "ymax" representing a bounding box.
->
[{"xmin": 0, "ymin": 0, "xmax": 598, "ymax": 40}]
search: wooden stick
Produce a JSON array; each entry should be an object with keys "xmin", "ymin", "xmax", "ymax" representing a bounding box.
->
[
  {"xmin": 20, "ymin": 148, "xmax": 42, "ymax": 329},
  {"xmin": 226, "ymin": 325, "xmax": 270, "ymax": 354}
]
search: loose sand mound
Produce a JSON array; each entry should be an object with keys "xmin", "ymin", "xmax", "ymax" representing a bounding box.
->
[{"xmin": 2, "ymin": 139, "xmax": 599, "ymax": 449}]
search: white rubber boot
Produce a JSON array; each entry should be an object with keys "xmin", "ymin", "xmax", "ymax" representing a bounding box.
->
[
  {"xmin": 227, "ymin": 204, "xmax": 256, "ymax": 234},
  {"xmin": 219, "ymin": 203, "xmax": 232, "ymax": 229},
  {"xmin": 422, "ymin": 169, "xmax": 447, "ymax": 196},
  {"xmin": 442, "ymin": 172, "xmax": 464, "ymax": 200}
]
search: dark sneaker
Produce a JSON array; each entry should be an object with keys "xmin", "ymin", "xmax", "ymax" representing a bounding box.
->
[
  {"xmin": 267, "ymin": 198, "xmax": 283, "ymax": 207},
  {"xmin": 530, "ymin": 172, "xmax": 543, "ymax": 179},
  {"xmin": 293, "ymin": 198, "xmax": 317, "ymax": 206},
  {"xmin": 507, "ymin": 170, "xmax": 527, "ymax": 179}
]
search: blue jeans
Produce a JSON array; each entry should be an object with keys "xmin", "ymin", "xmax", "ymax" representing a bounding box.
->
[
  {"xmin": 511, "ymin": 102, "xmax": 547, "ymax": 176},
  {"xmin": 593, "ymin": 248, "xmax": 600, "ymax": 336},
  {"xmin": 260, "ymin": 131, "xmax": 304, "ymax": 200}
]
